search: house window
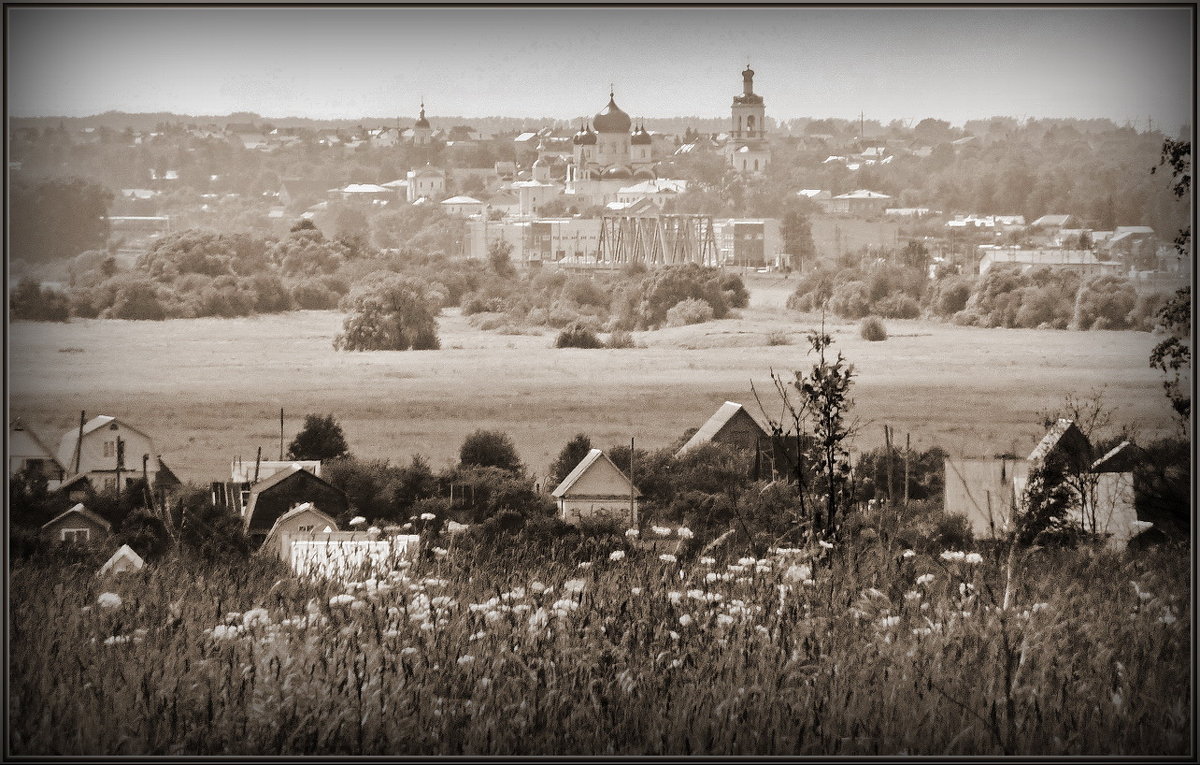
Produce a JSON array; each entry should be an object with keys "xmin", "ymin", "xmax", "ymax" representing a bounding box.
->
[
  {"xmin": 297, "ymin": 524, "xmax": 314, "ymax": 532},
  {"xmin": 103, "ymin": 441, "xmax": 116, "ymax": 458},
  {"xmin": 61, "ymin": 528, "xmax": 90, "ymax": 543},
  {"xmin": 103, "ymin": 477, "xmax": 117, "ymax": 491}
]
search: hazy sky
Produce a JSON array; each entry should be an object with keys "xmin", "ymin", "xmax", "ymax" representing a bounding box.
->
[{"xmin": 6, "ymin": 6, "xmax": 1194, "ymax": 128}]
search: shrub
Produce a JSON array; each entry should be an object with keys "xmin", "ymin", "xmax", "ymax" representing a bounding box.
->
[
  {"xmin": 287, "ymin": 414, "xmax": 351, "ymax": 461},
  {"xmin": 765, "ymin": 330, "xmax": 791, "ymax": 346},
  {"xmin": 720, "ymin": 273, "xmax": 750, "ymax": 308},
  {"xmin": 605, "ymin": 330, "xmax": 636, "ymax": 349},
  {"xmin": 875, "ymin": 293, "xmax": 921, "ymax": 319},
  {"xmin": 665, "ymin": 297, "xmax": 715, "ymax": 327},
  {"xmin": 860, "ymin": 316, "xmax": 888, "ymax": 341},
  {"xmin": 828, "ymin": 280, "xmax": 871, "ymax": 319},
  {"xmin": 115, "ymin": 507, "xmax": 172, "ymax": 562},
  {"xmin": 556, "ymin": 323, "xmax": 604, "ymax": 348},
  {"xmin": 10, "ymin": 281, "xmax": 71, "ymax": 322},
  {"xmin": 931, "ymin": 277, "xmax": 973, "ymax": 316},
  {"xmin": 1071, "ymin": 276, "xmax": 1139, "ymax": 331},
  {"xmin": 290, "ymin": 278, "xmax": 339, "ymax": 309},
  {"xmin": 108, "ymin": 277, "xmax": 166, "ymax": 320}
]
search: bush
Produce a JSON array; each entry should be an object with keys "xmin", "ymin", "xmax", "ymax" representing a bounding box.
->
[
  {"xmin": 931, "ymin": 277, "xmax": 973, "ymax": 316},
  {"xmin": 720, "ymin": 273, "xmax": 750, "ymax": 308},
  {"xmin": 555, "ymin": 323, "xmax": 604, "ymax": 348},
  {"xmin": 829, "ymin": 280, "xmax": 871, "ymax": 319},
  {"xmin": 10, "ymin": 281, "xmax": 71, "ymax": 322},
  {"xmin": 765, "ymin": 330, "xmax": 791, "ymax": 346},
  {"xmin": 290, "ymin": 278, "xmax": 339, "ymax": 309},
  {"xmin": 665, "ymin": 297, "xmax": 715, "ymax": 327},
  {"xmin": 860, "ymin": 316, "xmax": 888, "ymax": 341},
  {"xmin": 108, "ymin": 277, "xmax": 166, "ymax": 320},
  {"xmin": 874, "ymin": 293, "xmax": 921, "ymax": 319},
  {"xmin": 1071, "ymin": 276, "xmax": 1139, "ymax": 331},
  {"xmin": 605, "ymin": 330, "xmax": 636, "ymax": 349}
]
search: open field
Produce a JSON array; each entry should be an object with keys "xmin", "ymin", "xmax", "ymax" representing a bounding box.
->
[{"xmin": 9, "ymin": 275, "xmax": 1174, "ymax": 484}]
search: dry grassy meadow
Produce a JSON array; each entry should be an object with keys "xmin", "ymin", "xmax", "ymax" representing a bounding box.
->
[{"xmin": 9, "ymin": 275, "xmax": 1173, "ymax": 483}]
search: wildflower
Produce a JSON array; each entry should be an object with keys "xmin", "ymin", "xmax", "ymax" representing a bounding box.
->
[
  {"xmin": 677, "ymin": 526, "xmax": 694, "ymax": 539},
  {"xmin": 915, "ymin": 573, "xmax": 935, "ymax": 586},
  {"xmin": 902, "ymin": 549, "xmax": 916, "ymax": 559},
  {"xmin": 562, "ymin": 578, "xmax": 586, "ymax": 594},
  {"xmin": 625, "ymin": 528, "xmax": 640, "ymax": 538},
  {"xmin": 864, "ymin": 587, "xmax": 886, "ymax": 600},
  {"xmin": 552, "ymin": 598, "xmax": 579, "ymax": 613},
  {"xmin": 1031, "ymin": 602, "xmax": 1049, "ymax": 613},
  {"xmin": 783, "ymin": 564, "xmax": 812, "ymax": 583},
  {"xmin": 577, "ymin": 561, "xmax": 593, "ymax": 569},
  {"xmin": 445, "ymin": 520, "xmax": 469, "ymax": 534},
  {"xmin": 1111, "ymin": 692, "xmax": 1123, "ymax": 709},
  {"xmin": 420, "ymin": 512, "xmax": 437, "ymax": 521},
  {"xmin": 939, "ymin": 550, "xmax": 966, "ymax": 562},
  {"xmin": 401, "ymin": 646, "xmax": 418, "ymax": 656},
  {"xmin": 678, "ymin": 614, "xmax": 693, "ymax": 627},
  {"xmin": 959, "ymin": 582, "xmax": 975, "ymax": 596},
  {"xmin": 367, "ymin": 526, "xmax": 381, "ymax": 535},
  {"xmin": 630, "ymin": 587, "xmax": 642, "ymax": 596},
  {"xmin": 818, "ymin": 540, "xmax": 834, "ymax": 549},
  {"xmin": 727, "ymin": 564, "xmax": 746, "ymax": 573},
  {"xmin": 242, "ymin": 608, "xmax": 270, "ymax": 628},
  {"xmin": 530, "ymin": 581, "xmax": 547, "ymax": 594},
  {"xmin": 659, "ymin": 553, "xmax": 677, "ymax": 563},
  {"xmin": 479, "ymin": 677, "xmax": 491, "ymax": 688},
  {"xmin": 528, "ymin": 607, "xmax": 550, "ymax": 633},
  {"xmin": 420, "ymin": 621, "xmax": 434, "ymax": 631},
  {"xmin": 401, "ymin": 523, "xmax": 413, "ymax": 530},
  {"xmin": 432, "ymin": 547, "xmax": 449, "ymax": 558},
  {"xmin": 964, "ymin": 552, "xmax": 984, "ymax": 565},
  {"xmin": 686, "ymin": 589, "xmax": 705, "ymax": 600},
  {"xmin": 667, "ymin": 591, "xmax": 682, "ymax": 605},
  {"xmin": 699, "ymin": 556, "xmax": 716, "ymax": 565},
  {"xmin": 430, "ymin": 596, "xmax": 453, "ymax": 608},
  {"xmin": 705, "ymin": 592, "xmax": 724, "ymax": 603},
  {"xmin": 329, "ymin": 594, "xmax": 355, "ymax": 607},
  {"xmin": 617, "ymin": 669, "xmax": 636, "ymax": 693},
  {"xmin": 669, "ymin": 630, "xmax": 680, "ymax": 640},
  {"xmin": 484, "ymin": 610, "xmax": 503, "ymax": 624},
  {"xmin": 755, "ymin": 625, "xmax": 769, "ymax": 635},
  {"xmin": 457, "ymin": 654, "xmax": 475, "ymax": 665},
  {"xmin": 609, "ymin": 550, "xmax": 626, "ymax": 562},
  {"xmin": 1131, "ymin": 581, "xmax": 1153, "ymax": 601},
  {"xmin": 879, "ymin": 615, "xmax": 901, "ymax": 628},
  {"xmin": 422, "ymin": 577, "xmax": 447, "ymax": 587},
  {"xmin": 97, "ymin": 592, "xmax": 122, "ymax": 610},
  {"xmin": 1159, "ymin": 608, "xmax": 1177, "ymax": 625},
  {"xmin": 349, "ymin": 516, "xmax": 367, "ymax": 527},
  {"xmin": 904, "ymin": 590, "xmax": 922, "ymax": 602},
  {"xmin": 103, "ymin": 634, "xmax": 132, "ymax": 646},
  {"xmin": 737, "ymin": 557, "xmax": 756, "ymax": 566},
  {"xmin": 350, "ymin": 600, "xmax": 367, "ymax": 611},
  {"xmin": 669, "ymin": 658, "xmax": 683, "ymax": 668},
  {"xmin": 652, "ymin": 526, "xmax": 672, "ymax": 537},
  {"xmin": 717, "ymin": 614, "xmax": 735, "ymax": 627},
  {"xmin": 705, "ymin": 572, "xmax": 719, "ymax": 583},
  {"xmin": 210, "ymin": 625, "xmax": 242, "ymax": 640},
  {"xmin": 80, "ymin": 605, "xmax": 92, "ymax": 615}
]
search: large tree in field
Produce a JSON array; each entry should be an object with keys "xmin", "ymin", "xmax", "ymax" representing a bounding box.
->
[
  {"xmin": 288, "ymin": 414, "xmax": 351, "ymax": 461},
  {"xmin": 459, "ymin": 429, "xmax": 524, "ymax": 475},
  {"xmin": 9, "ymin": 178, "xmax": 113, "ymax": 265},
  {"xmin": 334, "ymin": 274, "xmax": 440, "ymax": 351}
]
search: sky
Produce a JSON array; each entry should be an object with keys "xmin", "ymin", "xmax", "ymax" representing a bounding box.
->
[{"xmin": 6, "ymin": 6, "xmax": 1194, "ymax": 129}]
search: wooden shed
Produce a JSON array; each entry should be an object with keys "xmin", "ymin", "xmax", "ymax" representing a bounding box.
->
[
  {"xmin": 260, "ymin": 502, "xmax": 340, "ymax": 562},
  {"xmin": 676, "ymin": 401, "xmax": 800, "ymax": 481},
  {"xmin": 41, "ymin": 503, "xmax": 112, "ymax": 544},
  {"xmin": 242, "ymin": 466, "xmax": 348, "ymax": 545}
]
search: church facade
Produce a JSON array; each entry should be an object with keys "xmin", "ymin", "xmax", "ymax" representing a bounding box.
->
[{"xmin": 724, "ymin": 65, "xmax": 770, "ymax": 174}]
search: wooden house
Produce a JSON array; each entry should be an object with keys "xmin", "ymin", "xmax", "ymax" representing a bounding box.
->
[
  {"xmin": 9, "ymin": 419, "xmax": 66, "ymax": 487},
  {"xmin": 260, "ymin": 502, "xmax": 339, "ymax": 562},
  {"xmin": 676, "ymin": 401, "xmax": 799, "ymax": 481},
  {"xmin": 41, "ymin": 503, "xmax": 112, "ymax": 544},
  {"xmin": 55, "ymin": 415, "xmax": 180, "ymax": 501},
  {"xmin": 242, "ymin": 466, "xmax": 349, "ymax": 546},
  {"xmin": 551, "ymin": 449, "xmax": 640, "ymax": 526}
]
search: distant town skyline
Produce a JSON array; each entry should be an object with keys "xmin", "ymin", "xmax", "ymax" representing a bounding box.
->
[{"xmin": 7, "ymin": 6, "xmax": 1194, "ymax": 130}]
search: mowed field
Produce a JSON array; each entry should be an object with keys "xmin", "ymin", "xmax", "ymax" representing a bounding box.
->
[{"xmin": 9, "ymin": 275, "xmax": 1173, "ymax": 484}]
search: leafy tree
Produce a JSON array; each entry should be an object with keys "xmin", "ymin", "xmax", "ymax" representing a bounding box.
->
[
  {"xmin": 334, "ymin": 274, "xmax": 440, "ymax": 351},
  {"xmin": 488, "ymin": 239, "xmax": 516, "ymax": 278},
  {"xmin": 177, "ymin": 486, "xmax": 250, "ymax": 561},
  {"xmin": 781, "ymin": 203, "xmax": 817, "ymax": 270},
  {"xmin": 1149, "ymin": 139, "xmax": 1191, "ymax": 430},
  {"xmin": 800, "ymin": 328, "xmax": 857, "ymax": 532},
  {"xmin": 9, "ymin": 281, "xmax": 70, "ymax": 322},
  {"xmin": 1016, "ymin": 453, "xmax": 1079, "ymax": 546},
  {"xmin": 287, "ymin": 413, "xmax": 351, "ymax": 461},
  {"xmin": 115, "ymin": 507, "xmax": 173, "ymax": 562},
  {"xmin": 549, "ymin": 433, "xmax": 592, "ymax": 487},
  {"xmin": 459, "ymin": 429, "xmax": 524, "ymax": 475}
]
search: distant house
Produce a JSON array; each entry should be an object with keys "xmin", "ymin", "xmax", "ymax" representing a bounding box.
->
[
  {"xmin": 260, "ymin": 502, "xmax": 340, "ymax": 562},
  {"xmin": 243, "ymin": 466, "xmax": 349, "ymax": 545},
  {"xmin": 825, "ymin": 189, "xmax": 893, "ymax": 217},
  {"xmin": 440, "ymin": 195, "xmax": 486, "ymax": 217},
  {"xmin": 41, "ymin": 503, "xmax": 112, "ymax": 544},
  {"xmin": 551, "ymin": 449, "xmax": 640, "ymax": 526},
  {"xmin": 9, "ymin": 419, "xmax": 66, "ymax": 486},
  {"xmin": 406, "ymin": 166, "xmax": 446, "ymax": 202},
  {"xmin": 55, "ymin": 415, "xmax": 180, "ymax": 500},
  {"xmin": 1030, "ymin": 214, "xmax": 1079, "ymax": 230},
  {"xmin": 943, "ymin": 419, "xmax": 1142, "ymax": 549},
  {"xmin": 337, "ymin": 183, "xmax": 393, "ymax": 201},
  {"xmin": 676, "ymin": 401, "xmax": 796, "ymax": 480},
  {"xmin": 797, "ymin": 189, "xmax": 831, "ymax": 202},
  {"xmin": 976, "ymin": 247, "xmax": 1124, "ymax": 278}
]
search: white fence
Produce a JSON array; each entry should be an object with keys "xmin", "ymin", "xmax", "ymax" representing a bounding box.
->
[{"xmin": 284, "ymin": 532, "xmax": 421, "ymax": 581}]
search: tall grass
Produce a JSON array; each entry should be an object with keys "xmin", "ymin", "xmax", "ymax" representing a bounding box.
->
[{"xmin": 9, "ymin": 541, "xmax": 1190, "ymax": 755}]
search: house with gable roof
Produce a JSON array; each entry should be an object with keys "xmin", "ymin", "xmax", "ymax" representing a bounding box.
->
[
  {"xmin": 551, "ymin": 449, "xmax": 640, "ymax": 526},
  {"xmin": 9, "ymin": 419, "xmax": 66, "ymax": 487},
  {"xmin": 260, "ymin": 502, "xmax": 341, "ymax": 561},
  {"xmin": 676, "ymin": 401, "xmax": 800, "ymax": 481},
  {"xmin": 242, "ymin": 465, "xmax": 349, "ymax": 545},
  {"xmin": 55, "ymin": 415, "xmax": 180, "ymax": 501},
  {"xmin": 41, "ymin": 503, "xmax": 112, "ymax": 544}
]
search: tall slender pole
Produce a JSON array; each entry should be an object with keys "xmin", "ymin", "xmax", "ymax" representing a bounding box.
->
[
  {"xmin": 279, "ymin": 408, "xmax": 284, "ymax": 460},
  {"xmin": 903, "ymin": 433, "xmax": 911, "ymax": 506},
  {"xmin": 115, "ymin": 436, "xmax": 123, "ymax": 498},
  {"xmin": 253, "ymin": 446, "xmax": 262, "ymax": 484},
  {"xmin": 74, "ymin": 410, "xmax": 86, "ymax": 475},
  {"xmin": 629, "ymin": 437, "xmax": 636, "ymax": 528}
]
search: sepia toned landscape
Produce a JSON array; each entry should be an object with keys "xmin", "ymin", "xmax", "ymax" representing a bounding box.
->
[{"xmin": 7, "ymin": 6, "xmax": 1192, "ymax": 758}]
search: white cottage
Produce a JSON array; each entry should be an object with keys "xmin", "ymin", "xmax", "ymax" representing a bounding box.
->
[{"xmin": 551, "ymin": 449, "xmax": 640, "ymax": 526}]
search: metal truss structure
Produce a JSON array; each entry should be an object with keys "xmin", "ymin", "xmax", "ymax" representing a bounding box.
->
[{"xmin": 597, "ymin": 214, "xmax": 719, "ymax": 267}]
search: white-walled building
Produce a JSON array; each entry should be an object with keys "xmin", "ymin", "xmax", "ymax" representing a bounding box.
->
[
  {"xmin": 552, "ymin": 449, "xmax": 640, "ymax": 526},
  {"xmin": 406, "ymin": 166, "xmax": 446, "ymax": 202}
]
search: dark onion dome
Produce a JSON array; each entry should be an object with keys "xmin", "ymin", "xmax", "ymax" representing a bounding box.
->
[
  {"xmin": 415, "ymin": 103, "xmax": 430, "ymax": 129},
  {"xmin": 593, "ymin": 93, "xmax": 632, "ymax": 134},
  {"xmin": 601, "ymin": 165, "xmax": 632, "ymax": 180},
  {"xmin": 631, "ymin": 123, "xmax": 652, "ymax": 145},
  {"xmin": 572, "ymin": 122, "xmax": 597, "ymax": 145}
]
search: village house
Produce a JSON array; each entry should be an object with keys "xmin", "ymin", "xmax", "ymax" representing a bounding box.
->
[
  {"xmin": 242, "ymin": 465, "xmax": 349, "ymax": 545},
  {"xmin": 675, "ymin": 401, "xmax": 798, "ymax": 480},
  {"xmin": 406, "ymin": 166, "xmax": 446, "ymax": 202},
  {"xmin": 98, "ymin": 544, "xmax": 145, "ymax": 576},
  {"xmin": 824, "ymin": 189, "xmax": 893, "ymax": 217},
  {"xmin": 260, "ymin": 502, "xmax": 340, "ymax": 561},
  {"xmin": 55, "ymin": 415, "xmax": 180, "ymax": 501},
  {"xmin": 976, "ymin": 246, "xmax": 1125, "ymax": 277},
  {"xmin": 551, "ymin": 449, "xmax": 640, "ymax": 526},
  {"xmin": 9, "ymin": 419, "xmax": 66, "ymax": 487},
  {"xmin": 41, "ymin": 503, "xmax": 112, "ymax": 545},
  {"xmin": 943, "ymin": 419, "xmax": 1142, "ymax": 549},
  {"xmin": 440, "ymin": 195, "xmax": 486, "ymax": 217}
]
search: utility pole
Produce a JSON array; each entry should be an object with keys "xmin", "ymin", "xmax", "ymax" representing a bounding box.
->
[
  {"xmin": 115, "ymin": 436, "xmax": 124, "ymax": 498},
  {"xmin": 279, "ymin": 408, "xmax": 284, "ymax": 460},
  {"xmin": 903, "ymin": 432, "xmax": 911, "ymax": 506},
  {"xmin": 629, "ymin": 437, "xmax": 637, "ymax": 528},
  {"xmin": 73, "ymin": 410, "xmax": 86, "ymax": 475},
  {"xmin": 883, "ymin": 425, "xmax": 894, "ymax": 506}
]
